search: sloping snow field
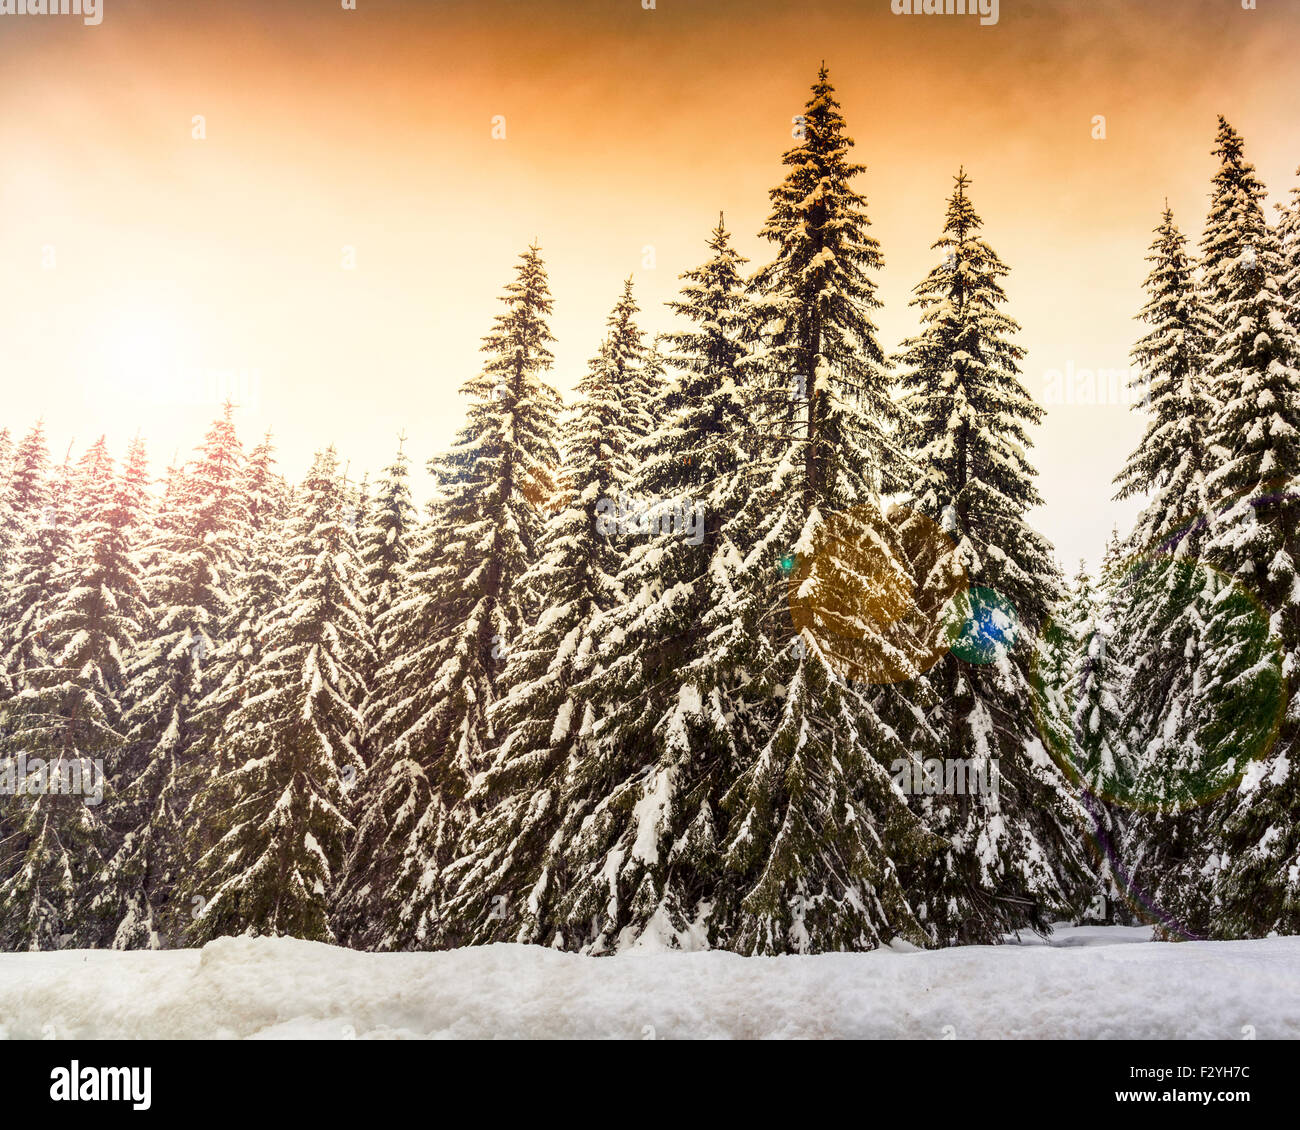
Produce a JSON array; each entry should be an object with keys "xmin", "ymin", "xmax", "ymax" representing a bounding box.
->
[{"xmin": 1, "ymin": 925, "xmax": 1297, "ymax": 1040}]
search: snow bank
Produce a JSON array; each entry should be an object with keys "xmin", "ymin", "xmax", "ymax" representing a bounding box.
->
[{"xmin": 1, "ymin": 926, "xmax": 1297, "ymax": 1040}]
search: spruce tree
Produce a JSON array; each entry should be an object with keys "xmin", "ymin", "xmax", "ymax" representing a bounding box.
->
[
  {"xmin": 0, "ymin": 425, "xmax": 61, "ymax": 690},
  {"xmin": 6, "ymin": 421, "xmax": 53, "ymax": 520},
  {"xmin": 448, "ymin": 219, "xmax": 758, "ymax": 951},
  {"xmin": 441, "ymin": 332, "xmax": 639, "ymax": 948},
  {"xmin": 432, "ymin": 281, "xmax": 645, "ymax": 949},
  {"xmin": 1114, "ymin": 209, "xmax": 1218, "ymax": 754},
  {"xmin": 193, "ymin": 431, "xmax": 286, "ymax": 733},
  {"xmin": 106, "ymin": 407, "xmax": 248, "ymax": 945},
  {"xmin": 1279, "ymin": 167, "xmax": 1300, "ymax": 332},
  {"xmin": 1110, "ymin": 209, "xmax": 1223, "ymax": 934},
  {"xmin": 0, "ymin": 428, "xmax": 20, "ymax": 705},
  {"xmin": 241, "ymin": 431, "xmax": 285, "ymax": 536},
  {"xmin": 330, "ymin": 440, "xmax": 418, "ymax": 947},
  {"xmin": 1115, "ymin": 207, "xmax": 1220, "ymax": 545},
  {"xmin": 1033, "ymin": 561, "xmax": 1085, "ymax": 765},
  {"xmin": 201, "ymin": 512, "xmax": 288, "ymax": 766},
  {"xmin": 609, "ymin": 279, "xmax": 658, "ymax": 448},
  {"xmin": 1039, "ymin": 563, "xmax": 1130, "ymax": 923},
  {"xmin": 187, "ymin": 447, "xmax": 368, "ymax": 942},
  {"xmin": 356, "ymin": 438, "xmax": 416, "ymax": 721},
  {"xmin": 339, "ymin": 246, "xmax": 563, "ymax": 948},
  {"xmin": 704, "ymin": 68, "xmax": 938, "ymax": 954},
  {"xmin": 0, "ymin": 440, "xmax": 74, "ymax": 946},
  {"xmin": 0, "ymin": 438, "xmax": 147, "ymax": 948},
  {"xmin": 194, "ymin": 432, "xmax": 289, "ymax": 776},
  {"xmin": 1068, "ymin": 566, "xmax": 1133, "ymax": 914},
  {"xmin": 894, "ymin": 170, "xmax": 1088, "ymax": 943},
  {"xmin": 1195, "ymin": 121, "xmax": 1300, "ymax": 938}
]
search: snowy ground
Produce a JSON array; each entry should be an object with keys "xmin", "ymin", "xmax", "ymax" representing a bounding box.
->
[{"xmin": 1, "ymin": 925, "xmax": 1297, "ymax": 1039}]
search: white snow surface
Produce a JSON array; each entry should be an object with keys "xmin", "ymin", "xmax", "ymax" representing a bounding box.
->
[{"xmin": 2, "ymin": 925, "xmax": 1297, "ymax": 1040}]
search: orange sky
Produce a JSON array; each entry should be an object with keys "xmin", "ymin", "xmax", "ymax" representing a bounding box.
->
[{"xmin": 1, "ymin": 0, "xmax": 1298, "ymax": 570}]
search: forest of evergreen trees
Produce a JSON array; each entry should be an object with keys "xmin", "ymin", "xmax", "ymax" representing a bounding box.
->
[{"xmin": 1, "ymin": 70, "xmax": 1297, "ymax": 954}]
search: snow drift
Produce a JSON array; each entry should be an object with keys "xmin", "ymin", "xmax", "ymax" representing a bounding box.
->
[{"xmin": 1, "ymin": 926, "xmax": 1296, "ymax": 1040}]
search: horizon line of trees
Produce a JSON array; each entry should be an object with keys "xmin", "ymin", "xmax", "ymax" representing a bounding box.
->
[{"xmin": 1, "ymin": 70, "xmax": 1297, "ymax": 953}]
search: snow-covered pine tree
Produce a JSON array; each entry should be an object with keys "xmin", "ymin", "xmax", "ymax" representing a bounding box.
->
[
  {"xmin": 329, "ymin": 440, "xmax": 418, "ymax": 947},
  {"xmin": 241, "ymin": 431, "xmax": 285, "ymax": 536},
  {"xmin": 0, "ymin": 435, "xmax": 72, "ymax": 942},
  {"xmin": 1094, "ymin": 524, "xmax": 1137, "ymax": 695},
  {"xmin": 186, "ymin": 446, "xmax": 368, "ymax": 943},
  {"xmin": 1067, "ymin": 565, "xmax": 1132, "ymax": 919},
  {"xmin": 1114, "ymin": 207, "xmax": 1218, "ymax": 724},
  {"xmin": 123, "ymin": 405, "xmax": 247, "ymax": 776},
  {"xmin": 0, "ymin": 426, "xmax": 57, "ymax": 681},
  {"xmin": 1106, "ymin": 208, "xmax": 1224, "ymax": 933},
  {"xmin": 594, "ymin": 278, "xmax": 657, "ymax": 452},
  {"xmin": 641, "ymin": 333, "xmax": 675, "ymax": 418},
  {"xmin": 1033, "ymin": 560, "xmax": 1084, "ymax": 764},
  {"xmin": 439, "ymin": 317, "xmax": 645, "ymax": 950},
  {"xmin": 448, "ymin": 217, "xmax": 759, "ymax": 951},
  {"xmin": 103, "ymin": 406, "xmax": 248, "ymax": 946},
  {"xmin": 0, "ymin": 437, "xmax": 148, "ymax": 949},
  {"xmin": 893, "ymin": 169, "xmax": 1087, "ymax": 943},
  {"xmin": 201, "ymin": 511, "xmax": 288, "ymax": 770},
  {"xmin": 0, "ymin": 424, "xmax": 61, "ymax": 690},
  {"xmin": 1279, "ymin": 167, "xmax": 1300, "ymax": 333},
  {"xmin": 1119, "ymin": 122, "xmax": 1291, "ymax": 941},
  {"xmin": 355, "ymin": 438, "xmax": 416, "ymax": 728},
  {"xmin": 692, "ymin": 68, "xmax": 939, "ymax": 955},
  {"xmin": 432, "ymin": 281, "xmax": 649, "ymax": 950},
  {"xmin": 192, "ymin": 434, "xmax": 290, "ymax": 785},
  {"xmin": 1193, "ymin": 121, "xmax": 1300, "ymax": 939},
  {"xmin": 337, "ymin": 246, "xmax": 563, "ymax": 949},
  {"xmin": 5, "ymin": 422, "xmax": 53, "ymax": 523},
  {"xmin": 1199, "ymin": 118, "xmax": 1270, "ymax": 339},
  {"xmin": 153, "ymin": 452, "xmax": 189, "ymax": 539},
  {"xmin": 347, "ymin": 470, "xmax": 369, "ymax": 552},
  {"xmin": 1040, "ymin": 563, "xmax": 1126, "ymax": 922},
  {"xmin": 0, "ymin": 426, "xmax": 20, "ymax": 708}
]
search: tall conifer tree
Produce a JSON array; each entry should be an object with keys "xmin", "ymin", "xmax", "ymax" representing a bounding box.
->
[
  {"xmin": 0, "ymin": 439, "xmax": 147, "ymax": 948},
  {"xmin": 187, "ymin": 448, "xmax": 368, "ymax": 942},
  {"xmin": 704, "ymin": 68, "xmax": 937, "ymax": 954},
  {"xmin": 340, "ymin": 247, "xmax": 563, "ymax": 948},
  {"xmin": 109, "ymin": 407, "xmax": 248, "ymax": 945},
  {"xmin": 449, "ymin": 221, "xmax": 762, "ymax": 951},
  {"xmin": 442, "ymin": 284, "xmax": 653, "ymax": 949},
  {"xmin": 894, "ymin": 171, "xmax": 1088, "ymax": 942},
  {"xmin": 1196, "ymin": 121, "xmax": 1300, "ymax": 938}
]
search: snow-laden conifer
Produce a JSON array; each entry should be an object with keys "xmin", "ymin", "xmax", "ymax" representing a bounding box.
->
[
  {"xmin": 187, "ymin": 447, "xmax": 368, "ymax": 943},
  {"xmin": 337, "ymin": 248, "xmax": 562, "ymax": 948}
]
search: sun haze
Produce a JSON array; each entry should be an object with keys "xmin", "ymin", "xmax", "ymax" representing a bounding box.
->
[{"xmin": 1, "ymin": 0, "xmax": 1297, "ymax": 569}]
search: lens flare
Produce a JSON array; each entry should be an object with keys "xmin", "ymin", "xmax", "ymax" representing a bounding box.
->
[
  {"xmin": 786, "ymin": 503, "xmax": 968, "ymax": 685},
  {"xmin": 947, "ymin": 586, "xmax": 1020, "ymax": 665}
]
